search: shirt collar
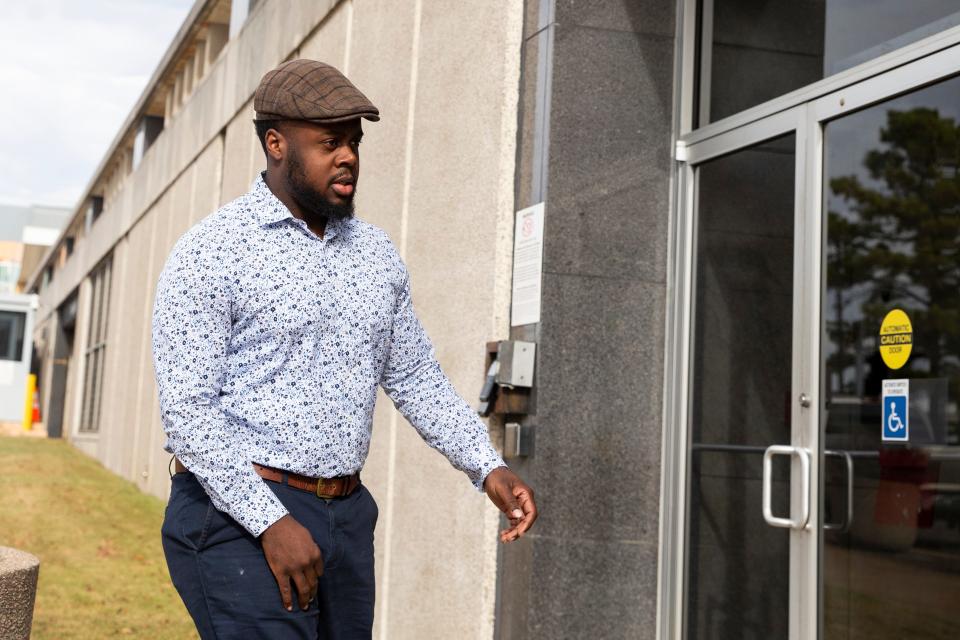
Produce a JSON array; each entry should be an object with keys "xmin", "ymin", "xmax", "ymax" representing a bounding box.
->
[
  {"xmin": 247, "ymin": 172, "xmax": 349, "ymax": 241},
  {"xmin": 249, "ymin": 172, "xmax": 292, "ymax": 226}
]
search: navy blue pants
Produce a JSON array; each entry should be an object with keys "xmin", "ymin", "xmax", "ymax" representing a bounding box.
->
[{"xmin": 161, "ymin": 471, "xmax": 377, "ymax": 639}]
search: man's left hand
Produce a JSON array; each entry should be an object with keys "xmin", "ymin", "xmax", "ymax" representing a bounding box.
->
[{"xmin": 484, "ymin": 466, "xmax": 537, "ymax": 543}]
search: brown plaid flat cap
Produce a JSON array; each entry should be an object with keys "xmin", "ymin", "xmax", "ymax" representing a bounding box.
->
[{"xmin": 254, "ymin": 59, "xmax": 380, "ymax": 123}]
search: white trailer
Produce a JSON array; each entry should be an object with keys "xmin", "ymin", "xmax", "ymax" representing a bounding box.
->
[{"xmin": 0, "ymin": 293, "xmax": 37, "ymax": 424}]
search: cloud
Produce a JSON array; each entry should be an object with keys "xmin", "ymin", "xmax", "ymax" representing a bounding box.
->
[{"xmin": 0, "ymin": 0, "xmax": 194, "ymax": 208}]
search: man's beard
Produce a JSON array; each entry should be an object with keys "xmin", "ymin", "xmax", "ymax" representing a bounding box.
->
[{"xmin": 284, "ymin": 148, "xmax": 355, "ymax": 226}]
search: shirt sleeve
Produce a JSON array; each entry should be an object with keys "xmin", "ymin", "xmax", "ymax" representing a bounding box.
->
[
  {"xmin": 379, "ymin": 269, "xmax": 506, "ymax": 490},
  {"xmin": 151, "ymin": 234, "xmax": 289, "ymax": 537}
]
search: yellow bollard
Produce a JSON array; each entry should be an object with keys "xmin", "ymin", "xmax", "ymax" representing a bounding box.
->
[{"xmin": 22, "ymin": 374, "xmax": 36, "ymax": 432}]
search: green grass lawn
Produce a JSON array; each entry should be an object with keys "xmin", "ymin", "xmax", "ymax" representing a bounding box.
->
[{"xmin": 0, "ymin": 436, "xmax": 197, "ymax": 639}]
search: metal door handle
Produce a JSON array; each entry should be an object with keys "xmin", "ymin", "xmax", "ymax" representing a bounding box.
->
[
  {"xmin": 762, "ymin": 445, "xmax": 811, "ymax": 530},
  {"xmin": 823, "ymin": 450, "xmax": 854, "ymax": 532}
]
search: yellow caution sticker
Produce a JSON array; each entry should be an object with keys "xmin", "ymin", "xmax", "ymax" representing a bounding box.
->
[{"xmin": 879, "ymin": 309, "xmax": 912, "ymax": 370}]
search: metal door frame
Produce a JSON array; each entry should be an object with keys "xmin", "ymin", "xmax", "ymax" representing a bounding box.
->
[{"xmin": 658, "ymin": 11, "xmax": 960, "ymax": 639}]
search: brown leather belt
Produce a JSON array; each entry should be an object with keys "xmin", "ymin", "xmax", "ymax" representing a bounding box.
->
[{"xmin": 174, "ymin": 457, "xmax": 360, "ymax": 499}]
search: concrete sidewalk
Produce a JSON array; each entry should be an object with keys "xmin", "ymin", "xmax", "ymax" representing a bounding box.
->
[{"xmin": 0, "ymin": 422, "xmax": 46, "ymax": 438}]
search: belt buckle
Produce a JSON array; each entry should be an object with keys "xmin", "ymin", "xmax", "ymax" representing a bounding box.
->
[{"xmin": 316, "ymin": 479, "xmax": 337, "ymax": 499}]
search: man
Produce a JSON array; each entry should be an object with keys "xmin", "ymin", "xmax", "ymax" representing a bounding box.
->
[{"xmin": 152, "ymin": 59, "xmax": 537, "ymax": 639}]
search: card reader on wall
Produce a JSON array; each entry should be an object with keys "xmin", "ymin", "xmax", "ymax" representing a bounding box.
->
[
  {"xmin": 477, "ymin": 340, "xmax": 536, "ymax": 417},
  {"xmin": 495, "ymin": 340, "xmax": 535, "ymax": 388}
]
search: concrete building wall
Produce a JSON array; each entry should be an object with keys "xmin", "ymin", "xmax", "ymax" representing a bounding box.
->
[
  {"xmin": 355, "ymin": 2, "xmax": 522, "ymax": 635},
  {"xmin": 30, "ymin": 1, "xmax": 523, "ymax": 637}
]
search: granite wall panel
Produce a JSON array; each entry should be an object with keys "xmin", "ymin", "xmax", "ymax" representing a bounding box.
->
[{"xmin": 499, "ymin": 0, "xmax": 677, "ymax": 637}]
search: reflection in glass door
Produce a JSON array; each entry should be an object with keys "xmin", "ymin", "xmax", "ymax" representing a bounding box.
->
[
  {"xmin": 686, "ymin": 133, "xmax": 798, "ymax": 639},
  {"xmin": 822, "ymin": 74, "xmax": 960, "ymax": 639}
]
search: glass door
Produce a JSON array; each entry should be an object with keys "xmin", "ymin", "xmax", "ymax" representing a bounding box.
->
[
  {"xmin": 820, "ymin": 73, "xmax": 960, "ymax": 639},
  {"xmin": 682, "ymin": 112, "xmax": 818, "ymax": 639},
  {"xmin": 664, "ymin": 21, "xmax": 960, "ymax": 640}
]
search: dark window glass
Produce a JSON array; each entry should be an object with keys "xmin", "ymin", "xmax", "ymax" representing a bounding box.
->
[
  {"xmin": 700, "ymin": 0, "xmax": 960, "ymax": 125},
  {"xmin": 686, "ymin": 133, "xmax": 796, "ymax": 640},
  {"xmin": 0, "ymin": 311, "xmax": 26, "ymax": 361},
  {"xmin": 80, "ymin": 257, "xmax": 112, "ymax": 433}
]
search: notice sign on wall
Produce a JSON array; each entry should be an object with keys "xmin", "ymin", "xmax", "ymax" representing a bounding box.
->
[
  {"xmin": 882, "ymin": 379, "xmax": 909, "ymax": 442},
  {"xmin": 511, "ymin": 202, "xmax": 545, "ymax": 327}
]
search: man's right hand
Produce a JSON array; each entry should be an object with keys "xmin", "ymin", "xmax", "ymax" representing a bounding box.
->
[{"xmin": 260, "ymin": 514, "xmax": 324, "ymax": 611}]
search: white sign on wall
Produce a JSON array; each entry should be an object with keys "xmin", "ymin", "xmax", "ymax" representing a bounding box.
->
[{"xmin": 511, "ymin": 202, "xmax": 545, "ymax": 327}]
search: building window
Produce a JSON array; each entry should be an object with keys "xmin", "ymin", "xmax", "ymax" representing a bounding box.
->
[
  {"xmin": 79, "ymin": 256, "xmax": 112, "ymax": 433},
  {"xmin": 696, "ymin": 1, "xmax": 960, "ymax": 126},
  {"xmin": 229, "ymin": 0, "xmax": 261, "ymax": 38},
  {"xmin": 132, "ymin": 115, "xmax": 164, "ymax": 169},
  {"xmin": 85, "ymin": 196, "xmax": 104, "ymax": 231},
  {"xmin": 0, "ymin": 311, "xmax": 26, "ymax": 362}
]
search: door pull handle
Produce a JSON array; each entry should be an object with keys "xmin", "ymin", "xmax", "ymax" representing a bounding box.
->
[
  {"xmin": 762, "ymin": 445, "xmax": 811, "ymax": 530},
  {"xmin": 823, "ymin": 450, "xmax": 854, "ymax": 532}
]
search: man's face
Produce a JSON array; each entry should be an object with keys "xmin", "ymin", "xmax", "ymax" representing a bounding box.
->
[{"xmin": 277, "ymin": 119, "xmax": 363, "ymax": 223}]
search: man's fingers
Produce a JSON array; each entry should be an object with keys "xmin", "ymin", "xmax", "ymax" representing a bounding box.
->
[
  {"xmin": 502, "ymin": 486, "xmax": 530, "ymax": 522},
  {"xmin": 513, "ymin": 487, "xmax": 538, "ymax": 535},
  {"xmin": 484, "ymin": 468, "xmax": 538, "ymax": 544},
  {"xmin": 292, "ymin": 571, "xmax": 312, "ymax": 611},
  {"xmin": 499, "ymin": 485, "xmax": 537, "ymax": 543},
  {"xmin": 499, "ymin": 512, "xmax": 523, "ymax": 542},
  {"xmin": 272, "ymin": 570, "xmax": 293, "ymax": 610},
  {"xmin": 269, "ymin": 561, "xmax": 321, "ymax": 611},
  {"xmin": 309, "ymin": 546, "xmax": 324, "ymax": 602},
  {"xmin": 303, "ymin": 565, "xmax": 319, "ymax": 607}
]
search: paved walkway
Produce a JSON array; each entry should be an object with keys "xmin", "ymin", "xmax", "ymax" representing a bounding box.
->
[{"xmin": 0, "ymin": 422, "xmax": 46, "ymax": 438}]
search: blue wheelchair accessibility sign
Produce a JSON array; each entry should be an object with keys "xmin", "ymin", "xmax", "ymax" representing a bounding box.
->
[{"xmin": 882, "ymin": 379, "xmax": 909, "ymax": 442}]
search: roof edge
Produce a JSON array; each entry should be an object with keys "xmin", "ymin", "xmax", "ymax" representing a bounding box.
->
[{"xmin": 25, "ymin": 0, "xmax": 219, "ymax": 293}]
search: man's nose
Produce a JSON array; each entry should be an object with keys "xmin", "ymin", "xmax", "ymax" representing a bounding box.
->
[{"xmin": 335, "ymin": 144, "xmax": 358, "ymax": 167}]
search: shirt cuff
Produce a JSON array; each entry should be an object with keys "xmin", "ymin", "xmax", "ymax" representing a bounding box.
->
[
  {"xmin": 474, "ymin": 458, "xmax": 509, "ymax": 491},
  {"xmin": 235, "ymin": 484, "xmax": 290, "ymax": 538}
]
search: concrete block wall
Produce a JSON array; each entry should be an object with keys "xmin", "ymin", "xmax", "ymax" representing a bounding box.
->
[{"xmin": 32, "ymin": 1, "xmax": 523, "ymax": 637}]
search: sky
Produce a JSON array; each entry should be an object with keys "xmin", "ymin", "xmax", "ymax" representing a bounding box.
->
[{"xmin": 0, "ymin": 0, "xmax": 195, "ymax": 209}]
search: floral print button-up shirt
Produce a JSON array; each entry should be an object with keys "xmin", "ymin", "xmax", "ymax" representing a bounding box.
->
[{"xmin": 152, "ymin": 174, "xmax": 504, "ymax": 536}]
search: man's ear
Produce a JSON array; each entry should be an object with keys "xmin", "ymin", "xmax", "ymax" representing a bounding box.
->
[{"xmin": 264, "ymin": 126, "xmax": 285, "ymax": 163}]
